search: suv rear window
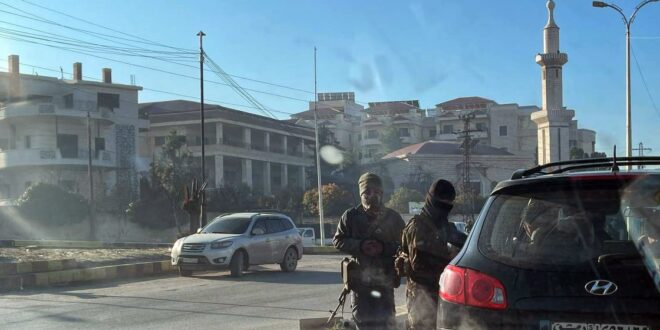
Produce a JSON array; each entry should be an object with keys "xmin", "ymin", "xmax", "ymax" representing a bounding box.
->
[{"xmin": 479, "ymin": 175, "xmax": 659, "ymax": 271}]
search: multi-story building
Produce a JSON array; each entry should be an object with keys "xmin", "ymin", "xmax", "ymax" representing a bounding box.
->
[
  {"xmin": 360, "ymin": 100, "xmax": 425, "ymax": 163},
  {"xmin": 0, "ymin": 55, "xmax": 144, "ymax": 202},
  {"xmin": 141, "ymin": 100, "xmax": 315, "ymax": 195},
  {"xmin": 290, "ymin": 92, "xmax": 362, "ymax": 153},
  {"xmin": 434, "ymin": 97, "xmax": 539, "ymax": 161}
]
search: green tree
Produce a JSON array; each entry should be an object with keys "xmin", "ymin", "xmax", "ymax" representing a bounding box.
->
[
  {"xmin": 385, "ymin": 187, "xmax": 424, "ymax": 214},
  {"xmin": 380, "ymin": 126, "xmax": 404, "ymax": 154},
  {"xmin": 302, "ymin": 183, "xmax": 353, "ymax": 217},
  {"xmin": 205, "ymin": 183, "xmax": 255, "ymax": 213},
  {"xmin": 16, "ymin": 183, "xmax": 89, "ymax": 225},
  {"xmin": 128, "ymin": 130, "xmax": 198, "ymax": 232},
  {"xmin": 570, "ymin": 147, "xmax": 587, "ymax": 160}
]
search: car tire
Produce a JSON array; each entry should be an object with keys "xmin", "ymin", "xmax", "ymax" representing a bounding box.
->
[
  {"xmin": 179, "ymin": 267, "xmax": 193, "ymax": 277},
  {"xmin": 230, "ymin": 250, "xmax": 245, "ymax": 277},
  {"xmin": 280, "ymin": 247, "xmax": 298, "ymax": 272}
]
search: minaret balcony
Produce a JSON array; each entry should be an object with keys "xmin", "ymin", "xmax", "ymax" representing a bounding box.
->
[{"xmin": 535, "ymin": 53, "xmax": 568, "ymax": 66}]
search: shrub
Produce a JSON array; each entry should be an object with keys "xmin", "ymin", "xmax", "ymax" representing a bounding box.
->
[
  {"xmin": 385, "ymin": 187, "xmax": 424, "ymax": 214},
  {"xmin": 303, "ymin": 183, "xmax": 354, "ymax": 216},
  {"xmin": 16, "ymin": 183, "xmax": 89, "ymax": 225}
]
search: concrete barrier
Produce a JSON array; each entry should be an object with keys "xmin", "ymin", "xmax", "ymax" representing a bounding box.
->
[
  {"xmin": 0, "ymin": 260, "xmax": 174, "ymax": 292},
  {"xmin": 303, "ymin": 246, "xmax": 340, "ymax": 254},
  {"xmin": 0, "ymin": 240, "xmax": 172, "ymax": 249},
  {"xmin": 0, "ymin": 259, "xmax": 77, "ymax": 276}
]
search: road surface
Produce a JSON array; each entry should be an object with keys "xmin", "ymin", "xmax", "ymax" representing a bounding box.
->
[{"xmin": 0, "ymin": 254, "xmax": 407, "ymax": 329}]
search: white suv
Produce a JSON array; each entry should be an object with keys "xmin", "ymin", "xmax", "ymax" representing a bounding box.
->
[{"xmin": 171, "ymin": 212, "xmax": 303, "ymax": 277}]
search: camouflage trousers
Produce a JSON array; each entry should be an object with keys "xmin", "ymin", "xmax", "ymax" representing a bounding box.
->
[{"xmin": 406, "ymin": 280, "xmax": 438, "ymax": 330}]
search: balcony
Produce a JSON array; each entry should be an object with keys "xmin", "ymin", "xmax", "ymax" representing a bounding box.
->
[
  {"xmin": 0, "ymin": 102, "xmax": 115, "ymax": 124},
  {"xmin": 0, "ymin": 148, "xmax": 115, "ymax": 169},
  {"xmin": 360, "ymin": 137, "xmax": 381, "ymax": 146}
]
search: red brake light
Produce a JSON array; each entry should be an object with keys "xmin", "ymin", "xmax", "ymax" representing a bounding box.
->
[{"xmin": 439, "ymin": 265, "xmax": 507, "ymax": 310}]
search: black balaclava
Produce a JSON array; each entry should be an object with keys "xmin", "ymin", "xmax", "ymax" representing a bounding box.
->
[{"xmin": 421, "ymin": 179, "xmax": 456, "ymax": 223}]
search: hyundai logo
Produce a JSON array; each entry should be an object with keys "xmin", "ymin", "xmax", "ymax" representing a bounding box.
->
[{"xmin": 585, "ymin": 280, "xmax": 618, "ymax": 296}]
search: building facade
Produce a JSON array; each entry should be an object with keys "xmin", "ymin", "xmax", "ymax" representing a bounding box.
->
[
  {"xmin": 141, "ymin": 100, "xmax": 315, "ymax": 195},
  {"xmin": 370, "ymin": 141, "xmax": 533, "ymax": 197},
  {"xmin": 0, "ymin": 55, "xmax": 144, "ymax": 202}
]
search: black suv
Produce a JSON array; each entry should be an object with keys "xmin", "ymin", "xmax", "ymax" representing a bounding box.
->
[{"xmin": 437, "ymin": 157, "xmax": 660, "ymax": 329}]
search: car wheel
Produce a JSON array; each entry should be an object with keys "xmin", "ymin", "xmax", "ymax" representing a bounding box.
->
[
  {"xmin": 179, "ymin": 267, "xmax": 193, "ymax": 277},
  {"xmin": 280, "ymin": 247, "xmax": 298, "ymax": 272},
  {"xmin": 230, "ymin": 250, "xmax": 245, "ymax": 277}
]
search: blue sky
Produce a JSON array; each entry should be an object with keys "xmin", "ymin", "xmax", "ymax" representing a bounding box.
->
[{"xmin": 0, "ymin": 0, "xmax": 658, "ymax": 154}]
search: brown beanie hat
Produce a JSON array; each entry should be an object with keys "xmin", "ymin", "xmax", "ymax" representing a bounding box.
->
[{"xmin": 358, "ymin": 172, "xmax": 383, "ymax": 195}]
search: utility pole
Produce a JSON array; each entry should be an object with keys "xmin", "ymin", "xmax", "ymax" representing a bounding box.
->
[
  {"xmin": 313, "ymin": 47, "xmax": 325, "ymax": 246},
  {"xmin": 87, "ymin": 110, "xmax": 96, "ymax": 240},
  {"xmin": 197, "ymin": 31, "xmax": 207, "ymax": 228},
  {"xmin": 632, "ymin": 142, "xmax": 652, "ymax": 169},
  {"xmin": 456, "ymin": 112, "xmax": 480, "ymax": 229}
]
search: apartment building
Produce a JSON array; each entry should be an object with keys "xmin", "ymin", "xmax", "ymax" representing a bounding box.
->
[
  {"xmin": 141, "ymin": 100, "xmax": 315, "ymax": 195},
  {"xmin": 0, "ymin": 55, "xmax": 144, "ymax": 202}
]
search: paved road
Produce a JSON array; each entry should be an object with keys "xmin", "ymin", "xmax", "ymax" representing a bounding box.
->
[{"xmin": 0, "ymin": 255, "xmax": 408, "ymax": 329}]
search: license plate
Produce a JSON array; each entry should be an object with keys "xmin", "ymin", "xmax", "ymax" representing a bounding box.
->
[
  {"xmin": 551, "ymin": 322, "xmax": 649, "ymax": 330},
  {"xmin": 181, "ymin": 257, "xmax": 198, "ymax": 264}
]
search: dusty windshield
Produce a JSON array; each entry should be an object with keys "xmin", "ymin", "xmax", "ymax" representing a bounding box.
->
[
  {"xmin": 0, "ymin": 0, "xmax": 658, "ymax": 329},
  {"xmin": 479, "ymin": 180, "xmax": 647, "ymax": 268},
  {"xmin": 201, "ymin": 216, "xmax": 252, "ymax": 234}
]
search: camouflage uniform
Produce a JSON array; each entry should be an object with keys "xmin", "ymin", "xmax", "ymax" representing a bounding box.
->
[
  {"xmin": 401, "ymin": 212, "xmax": 452, "ymax": 330},
  {"xmin": 333, "ymin": 205, "xmax": 405, "ymax": 329}
]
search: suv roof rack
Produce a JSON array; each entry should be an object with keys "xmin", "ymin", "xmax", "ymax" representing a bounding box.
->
[{"xmin": 510, "ymin": 156, "xmax": 660, "ymax": 180}]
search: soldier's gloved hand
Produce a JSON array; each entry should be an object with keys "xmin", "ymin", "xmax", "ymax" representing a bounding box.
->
[{"xmin": 361, "ymin": 239, "xmax": 384, "ymax": 257}]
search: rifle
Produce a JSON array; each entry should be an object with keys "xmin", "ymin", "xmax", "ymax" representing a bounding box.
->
[{"xmin": 326, "ymin": 257, "xmax": 360, "ymax": 325}]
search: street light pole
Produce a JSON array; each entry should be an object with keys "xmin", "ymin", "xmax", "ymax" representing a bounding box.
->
[
  {"xmin": 313, "ymin": 47, "xmax": 325, "ymax": 246},
  {"xmin": 197, "ymin": 30, "xmax": 207, "ymax": 227},
  {"xmin": 593, "ymin": 0, "xmax": 658, "ymax": 166}
]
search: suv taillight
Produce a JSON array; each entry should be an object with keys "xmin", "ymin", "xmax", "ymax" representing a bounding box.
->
[{"xmin": 439, "ymin": 265, "xmax": 507, "ymax": 310}]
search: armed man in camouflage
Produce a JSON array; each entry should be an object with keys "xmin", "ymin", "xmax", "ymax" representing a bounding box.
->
[
  {"xmin": 333, "ymin": 173, "xmax": 405, "ymax": 329},
  {"xmin": 399, "ymin": 179, "xmax": 460, "ymax": 330}
]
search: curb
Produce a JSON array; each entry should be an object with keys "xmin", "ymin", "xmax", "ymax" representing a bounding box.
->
[
  {"xmin": 303, "ymin": 246, "xmax": 340, "ymax": 254},
  {"xmin": 0, "ymin": 240, "xmax": 172, "ymax": 249},
  {"xmin": 0, "ymin": 259, "xmax": 77, "ymax": 276},
  {"xmin": 0, "ymin": 260, "xmax": 175, "ymax": 292}
]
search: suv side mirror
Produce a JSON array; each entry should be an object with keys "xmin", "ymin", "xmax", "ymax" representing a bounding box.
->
[
  {"xmin": 196, "ymin": 228, "xmax": 203, "ymax": 234},
  {"xmin": 252, "ymin": 227, "xmax": 266, "ymax": 236}
]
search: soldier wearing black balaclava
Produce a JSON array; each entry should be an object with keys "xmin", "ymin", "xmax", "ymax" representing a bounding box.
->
[
  {"xmin": 400, "ymin": 179, "xmax": 464, "ymax": 330},
  {"xmin": 333, "ymin": 173, "xmax": 405, "ymax": 329}
]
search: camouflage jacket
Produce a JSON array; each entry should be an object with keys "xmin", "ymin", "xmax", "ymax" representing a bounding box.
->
[
  {"xmin": 400, "ymin": 213, "xmax": 452, "ymax": 289},
  {"xmin": 333, "ymin": 205, "xmax": 405, "ymax": 288}
]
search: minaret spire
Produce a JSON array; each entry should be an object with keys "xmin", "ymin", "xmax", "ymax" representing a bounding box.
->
[
  {"xmin": 546, "ymin": 0, "xmax": 557, "ymax": 28},
  {"xmin": 531, "ymin": 0, "xmax": 574, "ymax": 165}
]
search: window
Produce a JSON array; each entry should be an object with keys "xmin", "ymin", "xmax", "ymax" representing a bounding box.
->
[
  {"xmin": 429, "ymin": 128, "xmax": 437, "ymax": 138},
  {"xmin": 398, "ymin": 127, "xmax": 410, "ymax": 137},
  {"xmin": 154, "ymin": 136, "xmax": 165, "ymax": 146},
  {"xmin": 476, "ymin": 123, "xmax": 487, "ymax": 132},
  {"xmin": 97, "ymin": 93, "xmax": 119, "ymax": 109},
  {"xmin": 569, "ymin": 140, "xmax": 577, "ymax": 148},
  {"xmin": 499, "ymin": 125, "xmax": 508, "ymax": 136},
  {"xmin": 442, "ymin": 125, "xmax": 453, "ymax": 134},
  {"xmin": 0, "ymin": 138, "xmax": 8, "ymax": 150},
  {"xmin": 57, "ymin": 134, "xmax": 78, "ymax": 158},
  {"xmin": 367, "ymin": 130, "xmax": 378, "ymax": 139},
  {"xmin": 280, "ymin": 218, "xmax": 294, "ymax": 230},
  {"xmin": 63, "ymin": 94, "xmax": 74, "ymax": 109},
  {"xmin": 24, "ymin": 136, "xmax": 31, "ymax": 149},
  {"xmin": 202, "ymin": 216, "xmax": 252, "ymax": 234}
]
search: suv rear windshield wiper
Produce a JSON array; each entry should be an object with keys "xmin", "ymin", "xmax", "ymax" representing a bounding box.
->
[{"xmin": 597, "ymin": 253, "xmax": 643, "ymax": 265}]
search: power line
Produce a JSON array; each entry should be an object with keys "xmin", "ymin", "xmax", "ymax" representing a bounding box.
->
[
  {"xmin": 18, "ymin": 0, "xmax": 194, "ymax": 52},
  {"xmin": 11, "ymin": 62, "xmax": 298, "ymax": 117},
  {"xmin": 631, "ymin": 46, "xmax": 660, "ymax": 118},
  {"xmin": 5, "ymin": 1, "xmax": 314, "ymax": 95}
]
